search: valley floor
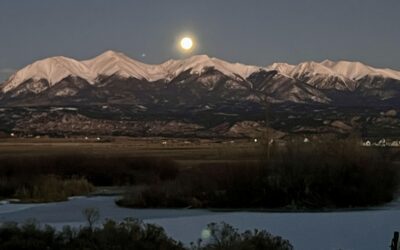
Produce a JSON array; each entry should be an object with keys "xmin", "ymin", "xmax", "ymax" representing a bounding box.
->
[{"xmin": 0, "ymin": 137, "xmax": 261, "ymax": 163}]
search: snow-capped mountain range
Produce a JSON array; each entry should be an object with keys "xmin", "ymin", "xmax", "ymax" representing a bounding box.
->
[
  {"xmin": 268, "ymin": 60, "xmax": 400, "ymax": 91},
  {"xmin": 268, "ymin": 60, "xmax": 400, "ymax": 82},
  {"xmin": 2, "ymin": 51, "xmax": 262, "ymax": 93},
  {"xmin": 1, "ymin": 50, "xmax": 400, "ymax": 106}
]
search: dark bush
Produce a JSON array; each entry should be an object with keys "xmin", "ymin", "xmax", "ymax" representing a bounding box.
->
[
  {"xmin": 120, "ymin": 139, "xmax": 400, "ymax": 209},
  {"xmin": 0, "ymin": 219, "xmax": 185, "ymax": 250},
  {"xmin": 191, "ymin": 222, "xmax": 293, "ymax": 250},
  {"xmin": 0, "ymin": 155, "xmax": 180, "ymax": 201},
  {"xmin": 0, "ymin": 155, "xmax": 179, "ymax": 186},
  {"xmin": 0, "ymin": 219, "xmax": 292, "ymax": 250}
]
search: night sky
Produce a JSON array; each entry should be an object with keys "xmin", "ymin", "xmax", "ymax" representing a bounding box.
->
[{"xmin": 0, "ymin": 0, "xmax": 399, "ymax": 81}]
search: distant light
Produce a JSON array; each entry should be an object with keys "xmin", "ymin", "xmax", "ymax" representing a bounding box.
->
[
  {"xmin": 141, "ymin": 53, "xmax": 146, "ymax": 58},
  {"xmin": 201, "ymin": 229, "xmax": 211, "ymax": 240},
  {"xmin": 254, "ymin": 138, "xmax": 258, "ymax": 143}
]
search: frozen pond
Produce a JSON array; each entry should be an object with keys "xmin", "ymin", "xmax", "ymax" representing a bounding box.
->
[{"xmin": 0, "ymin": 196, "xmax": 399, "ymax": 250}]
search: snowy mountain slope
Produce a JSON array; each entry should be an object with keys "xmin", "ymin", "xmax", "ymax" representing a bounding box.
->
[
  {"xmin": 2, "ymin": 57, "xmax": 96, "ymax": 93},
  {"xmin": 268, "ymin": 60, "xmax": 400, "ymax": 91},
  {"xmin": 82, "ymin": 50, "xmax": 167, "ymax": 82},
  {"xmin": 268, "ymin": 60, "xmax": 400, "ymax": 81},
  {"xmin": 161, "ymin": 54, "xmax": 263, "ymax": 80},
  {"xmin": 320, "ymin": 60, "xmax": 400, "ymax": 80},
  {"xmin": 247, "ymin": 70, "xmax": 330, "ymax": 103}
]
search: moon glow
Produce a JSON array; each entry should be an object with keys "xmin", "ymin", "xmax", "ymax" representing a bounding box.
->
[{"xmin": 180, "ymin": 37, "xmax": 193, "ymax": 50}]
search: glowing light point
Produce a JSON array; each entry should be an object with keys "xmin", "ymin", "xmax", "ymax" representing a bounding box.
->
[
  {"xmin": 201, "ymin": 229, "xmax": 211, "ymax": 240},
  {"xmin": 180, "ymin": 37, "xmax": 193, "ymax": 50}
]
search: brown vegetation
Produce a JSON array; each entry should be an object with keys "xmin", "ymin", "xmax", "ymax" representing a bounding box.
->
[
  {"xmin": 0, "ymin": 138, "xmax": 398, "ymax": 208},
  {"xmin": 14, "ymin": 175, "xmax": 94, "ymax": 202},
  {"xmin": 118, "ymin": 139, "xmax": 399, "ymax": 209},
  {"xmin": 0, "ymin": 155, "xmax": 179, "ymax": 202}
]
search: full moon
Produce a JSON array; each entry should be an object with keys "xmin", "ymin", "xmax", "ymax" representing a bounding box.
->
[{"xmin": 180, "ymin": 37, "xmax": 193, "ymax": 50}]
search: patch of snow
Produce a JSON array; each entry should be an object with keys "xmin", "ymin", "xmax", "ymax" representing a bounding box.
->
[
  {"xmin": 26, "ymin": 81, "xmax": 48, "ymax": 94},
  {"xmin": 224, "ymin": 80, "xmax": 247, "ymax": 90},
  {"xmin": 54, "ymin": 88, "xmax": 78, "ymax": 97}
]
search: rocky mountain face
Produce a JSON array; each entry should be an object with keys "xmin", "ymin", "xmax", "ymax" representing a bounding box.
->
[{"xmin": 1, "ymin": 51, "xmax": 400, "ymax": 138}]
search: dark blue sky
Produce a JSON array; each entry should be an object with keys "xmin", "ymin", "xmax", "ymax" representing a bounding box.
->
[{"xmin": 0, "ymin": 0, "xmax": 399, "ymax": 80}]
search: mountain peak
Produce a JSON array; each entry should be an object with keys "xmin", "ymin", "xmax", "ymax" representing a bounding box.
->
[
  {"xmin": 92, "ymin": 50, "xmax": 130, "ymax": 60},
  {"xmin": 188, "ymin": 54, "xmax": 211, "ymax": 60},
  {"xmin": 1, "ymin": 56, "xmax": 96, "ymax": 93},
  {"xmin": 100, "ymin": 50, "xmax": 122, "ymax": 56}
]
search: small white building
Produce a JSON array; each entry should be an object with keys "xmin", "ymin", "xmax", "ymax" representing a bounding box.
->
[
  {"xmin": 378, "ymin": 138, "xmax": 386, "ymax": 147},
  {"xmin": 362, "ymin": 140, "xmax": 371, "ymax": 147}
]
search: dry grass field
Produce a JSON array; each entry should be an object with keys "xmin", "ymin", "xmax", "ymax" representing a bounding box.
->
[{"xmin": 0, "ymin": 137, "xmax": 262, "ymax": 165}]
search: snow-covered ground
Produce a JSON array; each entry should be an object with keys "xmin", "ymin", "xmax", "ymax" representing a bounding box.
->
[{"xmin": 0, "ymin": 196, "xmax": 399, "ymax": 250}]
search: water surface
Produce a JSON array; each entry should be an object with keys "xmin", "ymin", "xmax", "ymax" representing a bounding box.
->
[{"xmin": 0, "ymin": 196, "xmax": 398, "ymax": 250}]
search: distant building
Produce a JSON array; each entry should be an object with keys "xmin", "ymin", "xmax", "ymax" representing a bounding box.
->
[
  {"xmin": 378, "ymin": 138, "xmax": 386, "ymax": 147},
  {"xmin": 363, "ymin": 140, "xmax": 371, "ymax": 147}
]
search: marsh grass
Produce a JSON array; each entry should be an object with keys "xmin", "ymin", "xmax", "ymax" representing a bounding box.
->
[
  {"xmin": 0, "ymin": 139, "xmax": 398, "ymax": 208},
  {"xmin": 0, "ymin": 155, "xmax": 179, "ymax": 202},
  {"xmin": 119, "ymin": 139, "xmax": 399, "ymax": 209},
  {"xmin": 14, "ymin": 175, "xmax": 94, "ymax": 202}
]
